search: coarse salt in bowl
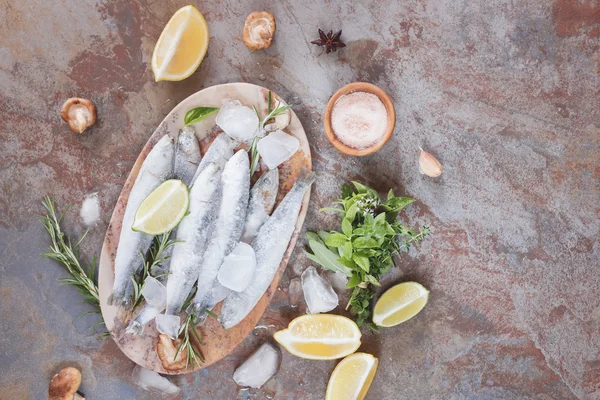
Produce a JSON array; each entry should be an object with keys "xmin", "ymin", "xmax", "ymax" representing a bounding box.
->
[{"xmin": 324, "ymin": 82, "xmax": 396, "ymax": 156}]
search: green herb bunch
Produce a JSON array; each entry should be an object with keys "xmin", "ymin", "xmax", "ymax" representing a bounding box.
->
[{"xmin": 306, "ymin": 182, "xmax": 430, "ymax": 330}]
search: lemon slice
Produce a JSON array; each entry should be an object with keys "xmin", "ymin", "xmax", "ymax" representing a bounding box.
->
[
  {"xmin": 372, "ymin": 281, "xmax": 429, "ymax": 327},
  {"xmin": 326, "ymin": 353, "xmax": 378, "ymax": 400},
  {"xmin": 151, "ymin": 5, "xmax": 209, "ymax": 82},
  {"xmin": 273, "ymin": 314, "xmax": 361, "ymax": 360},
  {"xmin": 132, "ymin": 179, "xmax": 189, "ymax": 235}
]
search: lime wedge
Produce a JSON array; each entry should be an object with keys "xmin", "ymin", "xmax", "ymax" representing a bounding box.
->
[{"xmin": 132, "ymin": 179, "xmax": 189, "ymax": 235}]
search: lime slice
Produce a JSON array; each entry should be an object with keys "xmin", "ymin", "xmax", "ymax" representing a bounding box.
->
[
  {"xmin": 132, "ymin": 179, "xmax": 189, "ymax": 235},
  {"xmin": 372, "ymin": 281, "xmax": 429, "ymax": 327}
]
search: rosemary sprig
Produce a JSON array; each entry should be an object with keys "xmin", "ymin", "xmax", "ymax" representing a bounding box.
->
[
  {"xmin": 249, "ymin": 136, "xmax": 261, "ymax": 175},
  {"xmin": 174, "ymin": 312, "xmax": 205, "ymax": 369},
  {"xmin": 131, "ymin": 232, "xmax": 178, "ymax": 311},
  {"xmin": 260, "ymin": 93, "xmax": 294, "ymax": 127},
  {"xmin": 40, "ymin": 196, "xmax": 105, "ymax": 332},
  {"xmin": 249, "ymin": 91, "xmax": 294, "ymax": 175}
]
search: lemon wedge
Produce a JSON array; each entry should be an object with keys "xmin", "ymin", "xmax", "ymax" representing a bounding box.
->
[
  {"xmin": 372, "ymin": 281, "xmax": 429, "ymax": 327},
  {"xmin": 326, "ymin": 353, "xmax": 378, "ymax": 400},
  {"xmin": 151, "ymin": 5, "xmax": 209, "ymax": 82},
  {"xmin": 274, "ymin": 314, "xmax": 361, "ymax": 360},
  {"xmin": 132, "ymin": 179, "xmax": 189, "ymax": 235}
]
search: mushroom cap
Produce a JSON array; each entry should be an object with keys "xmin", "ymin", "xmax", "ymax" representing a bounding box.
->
[
  {"xmin": 242, "ymin": 11, "xmax": 276, "ymax": 51},
  {"xmin": 157, "ymin": 334, "xmax": 188, "ymax": 371},
  {"xmin": 60, "ymin": 98, "xmax": 97, "ymax": 134},
  {"xmin": 48, "ymin": 367, "xmax": 82, "ymax": 400}
]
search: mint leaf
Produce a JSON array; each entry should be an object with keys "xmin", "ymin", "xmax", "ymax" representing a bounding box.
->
[
  {"xmin": 345, "ymin": 203, "xmax": 358, "ymax": 222},
  {"xmin": 342, "ymin": 183, "xmax": 355, "ymax": 199},
  {"xmin": 346, "ymin": 274, "xmax": 362, "ymax": 288},
  {"xmin": 387, "ymin": 188, "xmax": 395, "ymax": 200},
  {"xmin": 342, "ymin": 218, "xmax": 353, "ymax": 237},
  {"xmin": 365, "ymin": 274, "xmax": 381, "ymax": 286},
  {"xmin": 325, "ymin": 232, "xmax": 347, "ymax": 247},
  {"xmin": 352, "ymin": 254, "xmax": 370, "ymax": 272},
  {"xmin": 338, "ymin": 257, "xmax": 358, "ymax": 271},
  {"xmin": 342, "ymin": 241, "xmax": 353, "ymax": 261},
  {"xmin": 384, "ymin": 196, "xmax": 415, "ymax": 212},
  {"xmin": 352, "ymin": 181, "xmax": 368, "ymax": 193},
  {"xmin": 353, "ymin": 237, "xmax": 379, "ymax": 248},
  {"xmin": 184, "ymin": 107, "xmax": 219, "ymax": 126}
]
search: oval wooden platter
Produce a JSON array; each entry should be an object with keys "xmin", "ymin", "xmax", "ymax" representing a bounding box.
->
[{"xmin": 98, "ymin": 83, "xmax": 312, "ymax": 374}]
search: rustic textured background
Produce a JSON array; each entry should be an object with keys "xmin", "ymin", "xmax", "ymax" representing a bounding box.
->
[{"xmin": 0, "ymin": 0, "xmax": 598, "ymax": 399}]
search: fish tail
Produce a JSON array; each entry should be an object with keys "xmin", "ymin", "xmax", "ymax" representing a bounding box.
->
[
  {"xmin": 191, "ymin": 309, "xmax": 208, "ymax": 326},
  {"xmin": 187, "ymin": 301, "xmax": 208, "ymax": 324},
  {"xmin": 125, "ymin": 320, "xmax": 144, "ymax": 336},
  {"xmin": 106, "ymin": 292, "xmax": 118, "ymax": 306},
  {"xmin": 298, "ymin": 168, "xmax": 316, "ymax": 186}
]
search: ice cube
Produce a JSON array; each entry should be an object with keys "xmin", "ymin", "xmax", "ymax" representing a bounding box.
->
[
  {"xmin": 155, "ymin": 314, "xmax": 180, "ymax": 339},
  {"xmin": 80, "ymin": 192, "xmax": 100, "ymax": 226},
  {"xmin": 208, "ymin": 282, "xmax": 230, "ymax": 309},
  {"xmin": 218, "ymin": 242, "xmax": 256, "ymax": 292},
  {"xmin": 141, "ymin": 276, "xmax": 167, "ymax": 308},
  {"xmin": 131, "ymin": 365, "xmax": 180, "ymax": 395},
  {"xmin": 301, "ymin": 266, "xmax": 339, "ymax": 314},
  {"xmin": 256, "ymin": 130, "xmax": 300, "ymax": 169},
  {"xmin": 215, "ymin": 100, "xmax": 259, "ymax": 142},
  {"xmin": 233, "ymin": 342, "xmax": 281, "ymax": 388},
  {"xmin": 328, "ymin": 271, "xmax": 349, "ymax": 291},
  {"xmin": 287, "ymin": 277, "xmax": 302, "ymax": 307}
]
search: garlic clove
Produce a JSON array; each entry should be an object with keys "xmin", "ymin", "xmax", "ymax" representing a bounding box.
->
[{"xmin": 419, "ymin": 147, "xmax": 443, "ymax": 177}]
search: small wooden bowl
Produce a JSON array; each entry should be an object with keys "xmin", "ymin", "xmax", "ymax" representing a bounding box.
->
[{"xmin": 324, "ymin": 82, "xmax": 396, "ymax": 156}]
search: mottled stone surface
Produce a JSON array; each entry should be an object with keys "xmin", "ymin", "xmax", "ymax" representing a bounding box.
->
[{"xmin": 0, "ymin": 1, "xmax": 598, "ymax": 399}]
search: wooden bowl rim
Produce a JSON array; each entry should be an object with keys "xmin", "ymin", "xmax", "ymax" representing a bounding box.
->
[{"xmin": 324, "ymin": 82, "xmax": 396, "ymax": 156}]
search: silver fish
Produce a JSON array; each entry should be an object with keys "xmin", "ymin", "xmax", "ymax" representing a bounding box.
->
[
  {"xmin": 164, "ymin": 162, "xmax": 222, "ymax": 319},
  {"xmin": 191, "ymin": 133, "xmax": 235, "ymax": 183},
  {"xmin": 174, "ymin": 126, "xmax": 202, "ymax": 183},
  {"xmin": 190, "ymin": 149, "xmax": 250, "ymax": 317},
  {"xmin": 240, "ymin": 168, "xmax": 279, "ymax": 244},
  {"xmin": 219, "ymin": 171, "xmax": 315, "ymax": 329},
  {"xmin": 108, "ymin": 135, "xmax": 175, "ymax": 307},
  {"xmin": 196, "ymin": 168, "xmax": 277, "ymax": 324},
  {"xmin": 125, "ymin": 129, "xmax": 201, "ymax": 334}
]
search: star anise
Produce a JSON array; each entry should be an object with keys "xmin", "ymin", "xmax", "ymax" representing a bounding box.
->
[{"xmin": 311, "ymin": 29, "xmax": 346, "ymax": 54}]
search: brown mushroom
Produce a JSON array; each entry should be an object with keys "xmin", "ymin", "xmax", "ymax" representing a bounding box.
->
[
  {"xmin": 48, "ymin": 367, "xmax": 85, "ymax": 400},
  {"xmin": 156, "ymin": 334, "xmax": 188, "ymax": 371},
  {"xmin": 242, "ymin": 11, "xmax": 276, "ymax": 51},
  {"xmin": 60, "ymin": 98, "xmax": 97, "ymax": 134}
]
